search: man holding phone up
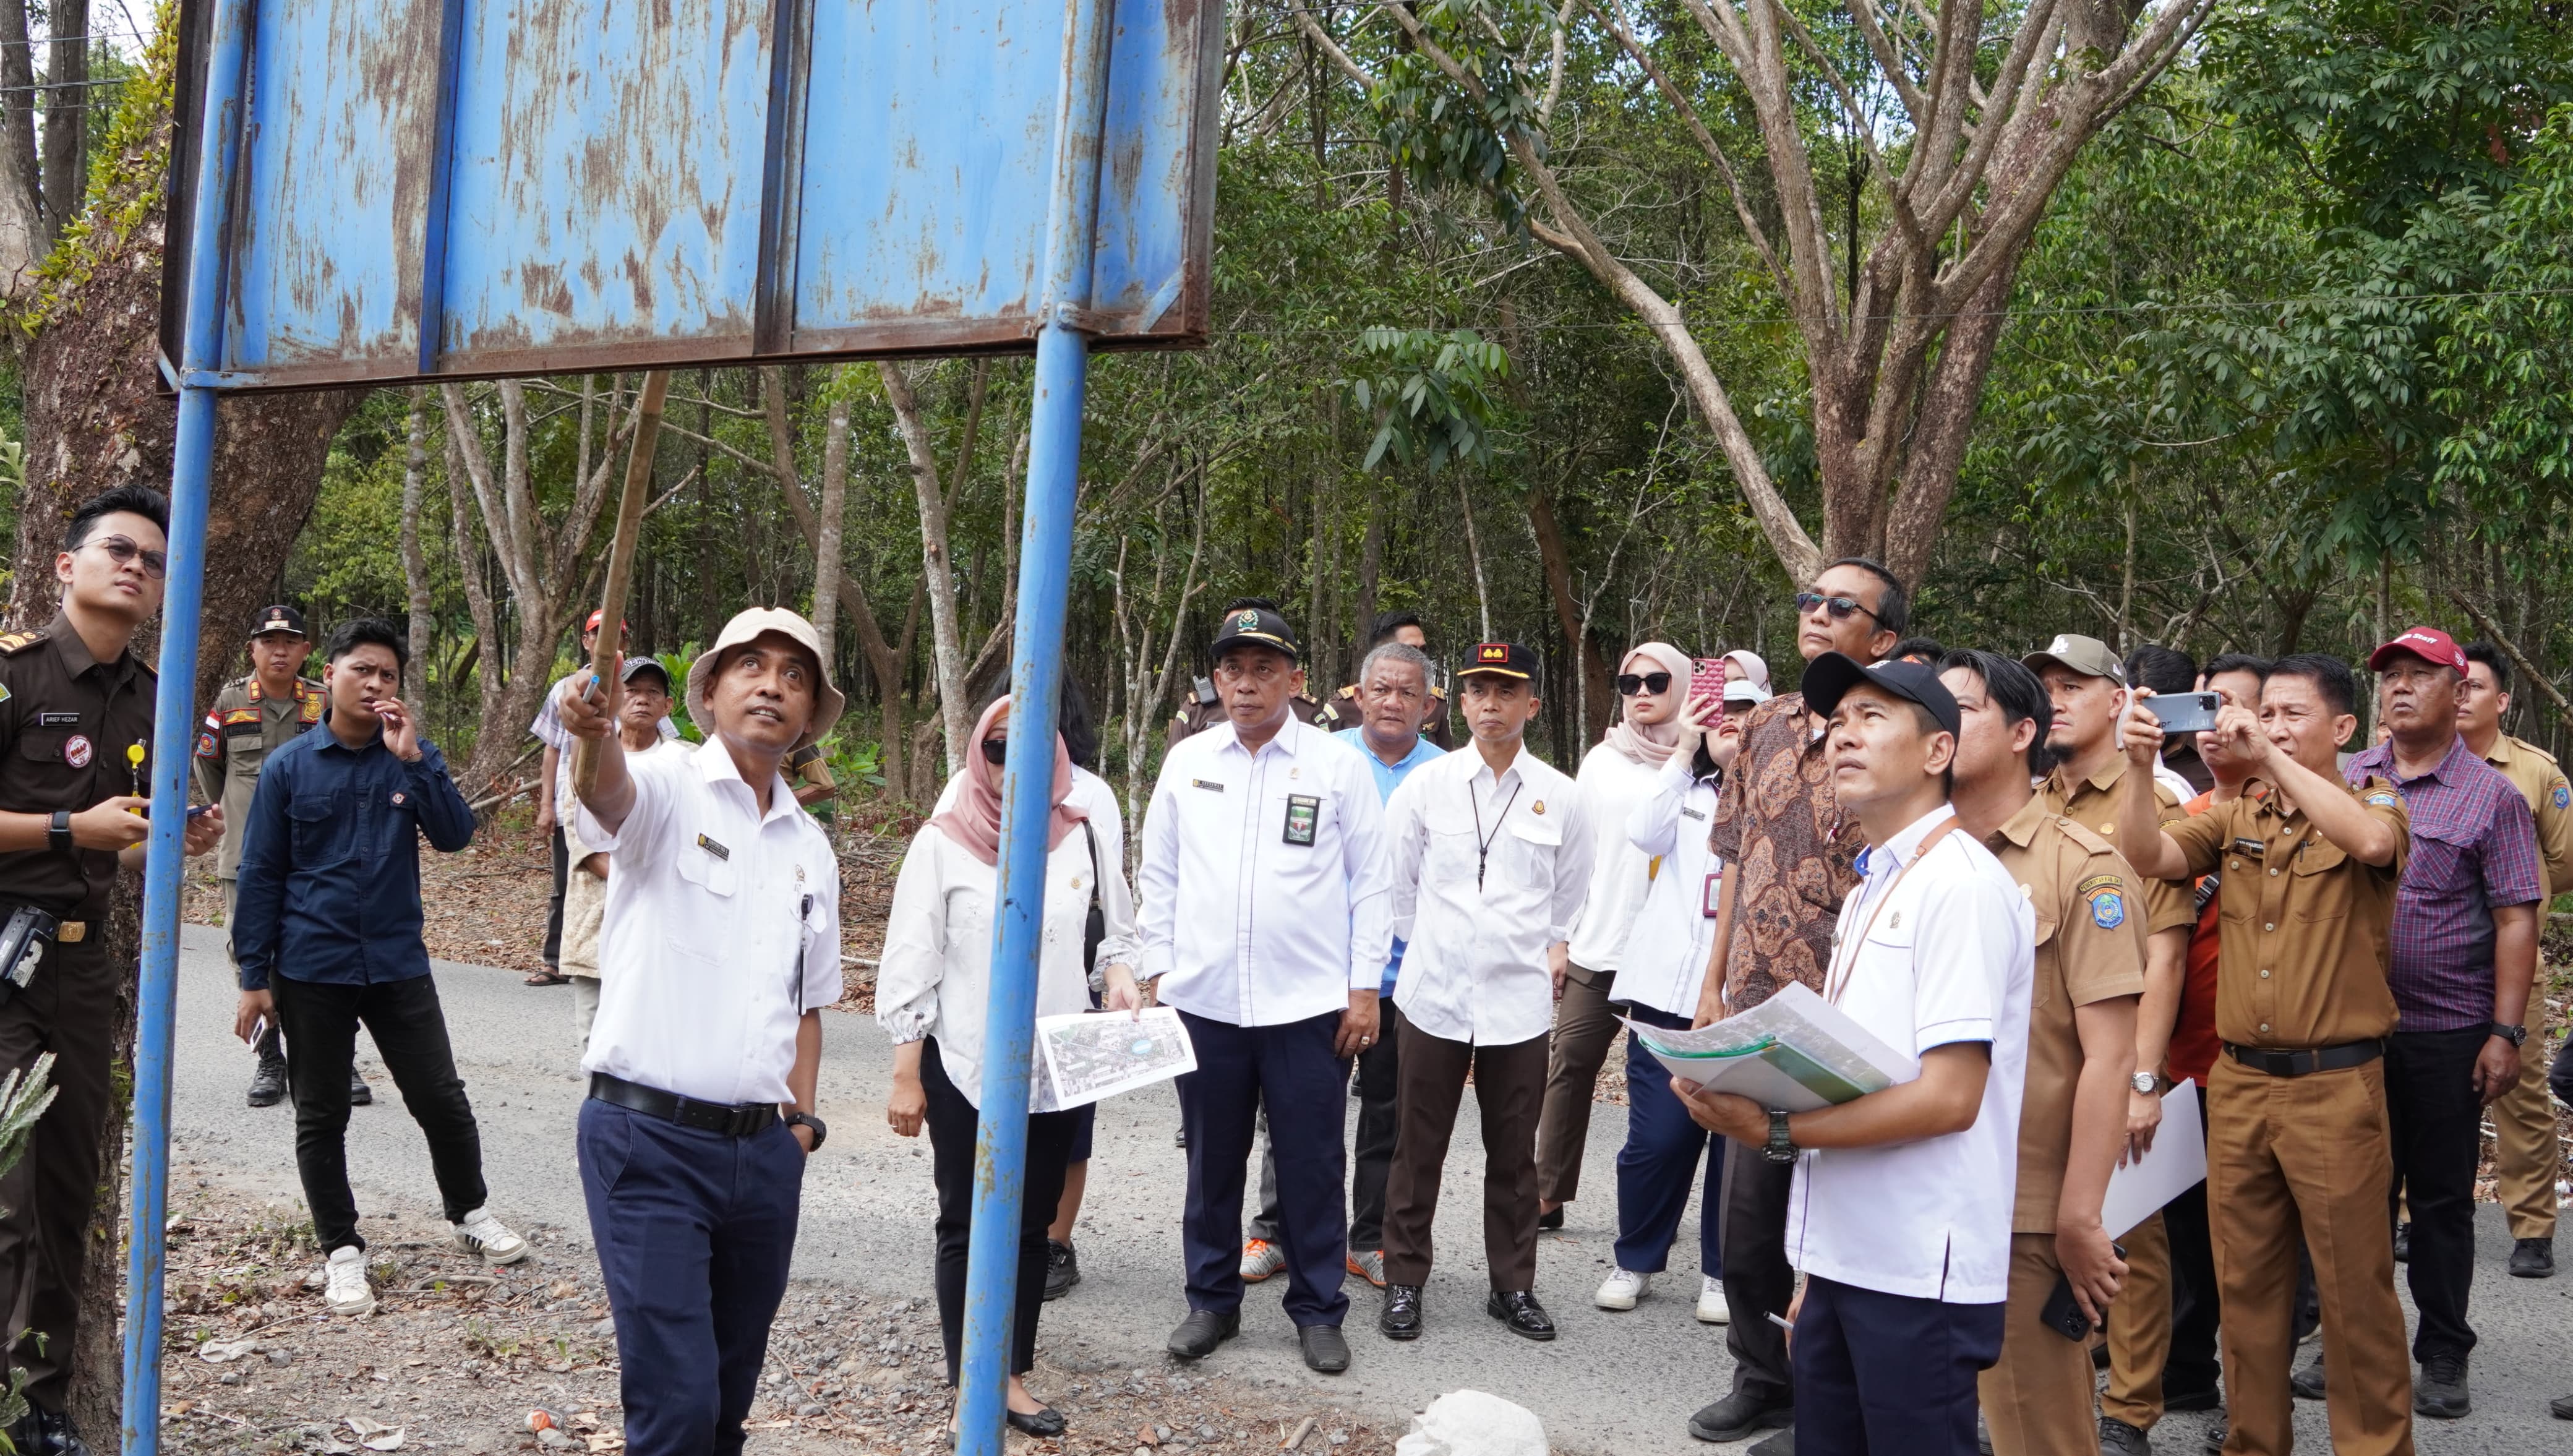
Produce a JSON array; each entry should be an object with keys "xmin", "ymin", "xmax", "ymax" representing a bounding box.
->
[{"xmin": 1939, "ymin": 651, "xmax": 2144, "ymax": 1456}]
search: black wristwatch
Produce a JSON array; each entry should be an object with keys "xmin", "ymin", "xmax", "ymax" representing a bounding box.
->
[
  {"xmin": 47, "ymin": 810, "xmax": 72, "ymax": 855},
  {"xmin": 1762, "ymin": 1108, "xmax": 1798, "ymax": 1165},
  {"xmin": 2491, "ymin": 1022, "xmax": 2528, "ymax": 1048},
  {"xmin": 784, "ymin": 1111, "xmax": 828, "ymax": 1150}
]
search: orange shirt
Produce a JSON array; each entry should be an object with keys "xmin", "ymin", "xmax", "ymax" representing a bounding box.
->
[{"xmin": 2165, "ymin": 790, "xmax": 2224, "ymax": 1086}]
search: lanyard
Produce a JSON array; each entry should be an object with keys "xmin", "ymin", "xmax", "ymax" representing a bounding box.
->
[
  {"xmin": 1470, "ymin": 777, "xmax": 1525, "ymax": 892},
  {"xmin": 1823, "ymin": 816, "xmax": 1959, "ymax": 1005}
]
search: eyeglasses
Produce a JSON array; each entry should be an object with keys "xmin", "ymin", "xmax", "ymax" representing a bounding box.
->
[
  {"xmin": 84, "ymin": 534, "xmax": 168, "ymax": 580},
  {"xmin": 1795, "ymin": 590, "xmax": 1880, "ymax": 624},
  {"xmin": 980, "ymin": 739, "xmax": 1008, "ymax": 766},
  {"xmin": 1616, "ymin": 672, "xmax": 1673, "ymax": 696}
]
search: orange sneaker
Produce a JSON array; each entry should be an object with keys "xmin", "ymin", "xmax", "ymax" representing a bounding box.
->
[
  {"xmin": 1239, "ymin": 1238, "xmax": 1286, "ymax": 1282},
  {"xmin": 1346, "ymin": 1249, "xmax": 1387, "ymax": 1288}
]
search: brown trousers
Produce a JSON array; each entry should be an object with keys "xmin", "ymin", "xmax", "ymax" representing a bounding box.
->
[
  {"xmin": 1533, "ymin": 964, "xmax": 1617, "ymax": 1205},
  {"xmin": 2207, "ymin": 1056, "xmax": 2412, "ymax": 1456},
  {"xmin": 2102, "ymin": 1212, "xmax": 2172, "ymax": 1427},
  {"xmin": 1383, "ymin": 1010, "xmax": 1549, "ymax": 1291},
  {"xmin": 1979, "ymin": 1233, "xmax": 2103, "ymax": 1456},
  {"xmin": 2490, "ymin": 1004, "xmax": 2560, "ymax": 1240}
]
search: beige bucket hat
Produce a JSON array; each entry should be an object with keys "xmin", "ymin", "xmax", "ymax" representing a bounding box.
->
[{"xmin": 685, "ymin": 607, "xmax": 846, "ymax": 748}]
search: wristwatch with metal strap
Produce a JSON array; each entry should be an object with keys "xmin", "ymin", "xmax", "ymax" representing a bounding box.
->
[{"xmin": 1762, "ymin": 1107, "xmax": 1797, "ymax": 1164}]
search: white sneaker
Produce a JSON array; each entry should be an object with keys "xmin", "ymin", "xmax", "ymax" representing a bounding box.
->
[
  {"xmin": 323, "ymin": 1246, "xmax": 375, "ymax": 1317},
  {"xmin": 1595, "ymin": 1268, "xmax": 1651, "ymax": 1311},
  {"xmin": 452, "ymin": 1207, "xmax": 531, "ymax": 1266},
  {"xmin": 1696, "ymin": 1275, "xmax": 1731, "ymax": 1325}
]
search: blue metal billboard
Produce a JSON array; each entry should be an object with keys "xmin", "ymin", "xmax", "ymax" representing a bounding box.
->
[{"xmin": 166, "ymin": 0, "xmax": 1221, "ymax": 388}]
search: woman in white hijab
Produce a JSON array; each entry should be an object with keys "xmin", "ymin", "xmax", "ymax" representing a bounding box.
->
[{"xmin": 1532, "ymin": 641, "xmax": 1693, "ymax": 1228}]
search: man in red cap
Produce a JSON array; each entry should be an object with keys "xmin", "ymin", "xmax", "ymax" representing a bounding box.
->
[{"xmin": 2331, "ymin": 627, "xmax": 2543, "ymax": 1420}]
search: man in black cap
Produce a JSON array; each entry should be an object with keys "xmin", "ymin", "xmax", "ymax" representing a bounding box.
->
[
  {"xmin": 196, "ymin": 604, "xmax": 370, "ymax": 1107},
  {"xmin": 1168, "ymin": 597, "xmax": 1325, "ymax": 745}
]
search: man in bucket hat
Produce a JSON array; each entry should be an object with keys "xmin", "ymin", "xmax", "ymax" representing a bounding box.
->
[{"xmin": 555, "ymin": 607, "xmax": 845, "ymax": 1454}]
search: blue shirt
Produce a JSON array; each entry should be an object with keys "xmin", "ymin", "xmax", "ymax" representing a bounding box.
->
[
  {"xmin": 231, "ymin": 722, "xmax": 477, "ymax": 990},
  {"xmin": 1336, "ymin": 727, "xmax": 1447, "ymax": 992}
]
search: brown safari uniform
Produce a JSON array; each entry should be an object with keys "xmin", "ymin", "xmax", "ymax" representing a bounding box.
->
[
  {"xmin": 1312, "ymin": 680, "xmax": 1454, "ymax": 750},
  {"xmin": 0, "ymin": 612, "xmax": 158, "ymax": 1412},
  {"xmin": 2477, "ymin": 734, "xmax": 2571, "ymax": 1241},
  {"xmin": 1975, "ymin": 796, "xmax": 2149, "ymax": 1456},
  {"xmin": 1165, "ymin": 677, "xmax": 1321, "ymax": 745},
  {"xmin": 194, "ymin": 672, "xmax": 324, "ymax": 920},
  {"xmin": 2164, "ymin": 775, "xmax": 2413, "ymax": 1456}
]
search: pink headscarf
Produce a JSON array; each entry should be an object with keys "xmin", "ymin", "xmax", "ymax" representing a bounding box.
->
[
  {"xmin": 928, "ymin": 696, "xmax": 1088, "ymax": 867},
  {"xmin": 1603, "ymin": 642, "xmax": 1693, "ymax": 767}
]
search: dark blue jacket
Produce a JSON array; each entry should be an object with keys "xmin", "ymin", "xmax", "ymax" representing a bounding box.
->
[{"xmin": 231, "ymin": 720, "xmax": 475, "ymax": 990}]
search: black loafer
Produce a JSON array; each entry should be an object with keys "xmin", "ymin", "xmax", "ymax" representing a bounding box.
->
[
  {"xmin": 1536, "ymin": 1205, "xmax": 1565, "ymax": 1231},
  {"xmin": 246, "ymin": 1056, "xmax": 288, "ymax": 1108},
  {"xmin": 2290, "ymin": 1350, "xmax": 2324, "ymax": 1400},
  {"xmin": 2391, "ymin": 1222, "xmax": 2410, "ymax": 1262},
  {"xmin": 1485, "ymin": 1290, "xmax": 1556, "ymax": 1342},
  {"xmin": 10, "ymin": 1407, "xmax": 92, "ymax": 1456},
  {"xmin": 1687, "ymin": 1392, "xmax": 1792, "ymax": 1444},
  {"xmin": 1165, "ymin": 1308, "xmax": 1239, "ymax": 1360},
  {"xmin": 1379, "ymin": 1284, "xmax": 1424, "ymax": 1340},
  {"xmin": 2097, "ymin": 1416, "xmax": 2151, "ymax": 1456},
  {"xmin": 2202, "ymin": 1421, "xmax": 2226, "ymax": 1454},
  {"xmin": 1298, "ymin": 1323, "xmax": 1351, "ymax": 1374},
  {"xmin": 2511, "ymin": 1236, "xmax": 2554, "ymax": 1278},
  {"xmin": 2549, "ymin": 1392, "xmax": 2573, "ymax": 1420},
  {"xmin": 2163, "ymin": 1384, "xmax": 2222, "ymax": 1413},
  {"xmin": 349, "ymin": 1069, "xmax": 374, "ymax": 1107},
  {"xmin": 1005, "ymin": 1406, "xmax": 1067, "ymax": 1438}
]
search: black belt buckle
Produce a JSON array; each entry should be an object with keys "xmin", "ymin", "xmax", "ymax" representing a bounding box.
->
[
  {"xmin": 671, "ymin": 1095, "xmax": 773, "ymax": 1138},
  {"xmin": 2259, "ymin": 1048, "xmax": 2303, "ymax": 1077}
]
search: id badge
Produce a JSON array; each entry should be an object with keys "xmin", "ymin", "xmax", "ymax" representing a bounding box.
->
[
  {"xmin": 1283, "ymin": 794, "xmax": 1320, "ymax": 846},
  {"xmin": 1702, "ymin": 868, "xmax": 1723, "ymax": 918}
]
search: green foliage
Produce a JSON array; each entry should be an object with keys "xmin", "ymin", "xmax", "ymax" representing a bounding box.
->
[
  {"xmin": 1368, "ymin": 1, "xmax": 1553, "ymax": 236},
  {"xmin": 1346, "ymin": 327, "xmax": 1512, "ymax": 473}
]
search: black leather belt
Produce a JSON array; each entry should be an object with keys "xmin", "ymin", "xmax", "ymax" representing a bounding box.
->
[
  {"xmin": 588, "ymin": 1073, "xmax": 779, "ymax": 1137},
  {"xmin": 2222, "ymin": 1039, "xmax": 2386, "ymax": 1078}
]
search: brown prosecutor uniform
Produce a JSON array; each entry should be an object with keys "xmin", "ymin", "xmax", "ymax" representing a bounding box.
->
[
  {"xmin": 2478, "ymin": 734, "xmax": 2571, "ymax": 1241},
  {"xmin": 0, "ymin": 612, "xmax": 158, "ymax": 1410},
  {"xmin": 1314, "ymin": 680, "xmax": 1455, "ymax": 750},
  {"xmin": 1166, "ymin": 679, "xmax": 1322, "ymax": 745},
  {"xmin": 2164, "ymin": 776, "xmax": 2413, "ymax": 1456},
  {"xmin": 1976, "ymin": 796, "xmax": 2150, "ymax": 1456}
]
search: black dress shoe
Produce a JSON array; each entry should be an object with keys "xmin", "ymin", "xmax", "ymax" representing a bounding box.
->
[
  {"xmin": 2097, "ymin": 1416, "xmax": 2151, "ymax": 1456},
  {"xmin": 1485, "ymin": 1289, "xmax": 1556, "ymax": 1341},
  {"xmin": 2290, "ymin": 1349, "xmax": 2324, "ymax": 1400},
  {"xmin": 1536, "ymin": 1205, "xmax": 1564, "ymax": 1231},
  {"xmin": 1043, "ymin": 1238, "xmax": 1081, "ymax": 1300},
  {"xmin": 247, "ymin": 1055, "xmax": 288, "ymax": 1108},
  {"xmin": 1298, "ymin": 1323, "xmax": 1351, "ymax": 1374},
  {"xmin": 349, "ymin": 1068, "xmax": 374, "ymax": 1107},
  {"xmin": 1174, "ymin": 1123, "xmax": 1188, "ymax": 1149},
  {"xmin": 2550, "ymin": 1391, "xmax": 2573, "ymax": 1420},
  {"xmin": 1688, "ymin": 1391, "xmax": 1793, "ymax": 1444},
  {"xmin": 2413, "ymin": 1353, "xmax": 2469, "ymax": 1419},
  {"xmin": 1379, "ymin": 1283, "xmax": 1424, "ymax": 1340},
  {"xmin": 1165, "ymin": 1308, "xmax": 1239, "ymax": 1360},
  {"xmin": 2391, "ymin": 1222, "xmax": 2409, "ymax": 1262},
  {"xmin": 2510, "ymin": 1235, "xmax": 2554, "ymax": 1278},
  {"xmin": 1005, "ymin": 1406, "xmax": 1067, "ymax": 1438},
  {"xmin": 2202, "ymin": 1421, "xmax": 2226, "ymax": 1454}
]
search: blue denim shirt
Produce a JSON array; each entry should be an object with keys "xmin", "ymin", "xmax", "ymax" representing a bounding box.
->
[{"xmin": 231, "ymin": 722, "xmax": 476, "ymax": 990}]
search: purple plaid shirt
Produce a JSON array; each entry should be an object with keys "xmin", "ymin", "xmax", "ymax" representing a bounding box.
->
[{"xmin": 2345, "ymin": 735, "xmax": 2544, "ymax": 1030}]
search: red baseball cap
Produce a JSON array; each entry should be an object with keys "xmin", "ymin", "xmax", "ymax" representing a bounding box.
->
[
  {"xmin": 2367, "ymin": 626, "xmax": 2466, "ymax": 674},
  {"xmin": 583, "ymin": 609, "xmax": 629, "ymax": 634}
]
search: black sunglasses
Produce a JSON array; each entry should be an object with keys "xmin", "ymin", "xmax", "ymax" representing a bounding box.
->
[
  {"xmin": 1616, "ymin": 671, "xmax": 1673, "ymax": 696},
  {"xmin": 980, "ymin": 739, "xmax": 1008, "ymax": 766},
  {"xmin": 1795, "ymin": 590, "xmax": 1880, "ymax": 624},
  {"xmin": 85, "ymin": 534, "xmax": 168, "ymax": 580}
]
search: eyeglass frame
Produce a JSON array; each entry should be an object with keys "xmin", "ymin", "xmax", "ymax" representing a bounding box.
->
[
  {"xmin": 1794, "ymin": 589, "xmax": 1882, "ymax": 625},
  {"xmin": 78, "ymin": 534, "xmax": 169, "ymax": 580}
]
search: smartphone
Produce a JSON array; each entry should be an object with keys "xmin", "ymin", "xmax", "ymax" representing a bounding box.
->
[
  {"xmin": 2040, "ymin": 1241, "xmax": 2128, "ymax": 1341},
  {"xmin": 2144, "ymin": 690, "xmax": 2222, "ymax": 736},
  {"xmin": 1689, "ymin": 657, "xmax": 1729, "ymax": 727}
]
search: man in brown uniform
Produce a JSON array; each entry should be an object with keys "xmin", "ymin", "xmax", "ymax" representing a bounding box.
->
[
  {"xmin": 2117, "ymin": 653, "xmax": 2414, "ymax": 1456},
  {"xmin": 1942, "ymin": 651, "xmax": 2144, "ymax": 1456},
  {"xmin": 2459, "ymin": 640, "xmax": 2573, "ymax": 1278},
  {"xmin": 0, "ymin": 486, "xmax": 225, "ymax": 1456}
]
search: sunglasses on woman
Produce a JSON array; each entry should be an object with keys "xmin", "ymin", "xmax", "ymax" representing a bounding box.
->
[
  {"xmin": 84, "ymin": 534, "xmax": 168, "ymax": 580},
  {"xmin": 1616, "ymin": 671, "xmax": 1672, "ymax": 696},
  {"xmin": 980, "ymin": 739, "xmax": 1008, "ymax": 766},
  {"xmin": 1794, "ymin": 590, "xmax": 1880, "ymax": 623}
]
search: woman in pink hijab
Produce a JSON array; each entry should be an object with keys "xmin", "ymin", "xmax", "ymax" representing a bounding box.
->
[{"xmin": 876, "ymin": 695, "xmax": 1142, "ymax": 1440}]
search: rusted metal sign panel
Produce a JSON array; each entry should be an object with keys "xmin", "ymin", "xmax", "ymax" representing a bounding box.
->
[{"xmin": 169, "ymin": 0, "xmax": 1221, "ymax": 388}]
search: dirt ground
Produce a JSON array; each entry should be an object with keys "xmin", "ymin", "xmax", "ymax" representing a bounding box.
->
[{"xmin": 155, "ymin": 1170, "xmax": 1397, "ymax": 1456}]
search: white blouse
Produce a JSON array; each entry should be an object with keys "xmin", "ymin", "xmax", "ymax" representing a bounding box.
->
[
  {"xmin": 1620, "ymin": 755, "xmax": 1724, "ymax": 1019},
  {"xmin": 876, "ymin": 816, "xmax": 1141, "ymax": 1109},
  {"xmin": 1564, "ymin": 742, "xmax": 1666, "ymax": 973}
]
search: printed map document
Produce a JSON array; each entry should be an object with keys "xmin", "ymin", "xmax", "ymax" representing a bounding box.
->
[
  {"xmin": 2102, "ymin": 1079, "xmax": 2207, "ymax": 1238},
  {"xmin": 1033, "ymin": 1006, "xmax": 1198, "ymax": 1112},
  {"xmin": 1629, "ymin": 982, "xmax": 1917, "ymax": 1112}
]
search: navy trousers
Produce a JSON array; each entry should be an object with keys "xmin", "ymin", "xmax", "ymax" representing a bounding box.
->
[
  {"xmin": 1174, "ymin": 1008, "xmax": 1351, "ymax": 1327},
  {"xmin": 1612, "ymin": 1029, "xmax": 1724, "ymax": 1277},
  {"xmin": 1793, "ymin": 1275, "xmax": 2005, "ymax": 1456},
  {"xmin": 580, "ymin": 1100, "xmax": 805, "ymax": 1456}
]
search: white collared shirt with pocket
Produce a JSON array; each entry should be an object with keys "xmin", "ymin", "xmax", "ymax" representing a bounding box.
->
[
  {"xmin": 1620, "ymin": 755, "xmax": 1724, "ymax": 1019},
  {"xmin": 1784, "ymin": 805, "xmax": 2034, "ymax": 1305},
  {"xmin": 576, "ymin": 743, "xmax": 841, "ymax": 1107},
  {"xmin": 1384, "ymin": 744, "xmax": 1592, "ymax": 1045},
  {"xmin": 1136, "ymin": 716, "xmax": 1392, "ymax": 1028}
]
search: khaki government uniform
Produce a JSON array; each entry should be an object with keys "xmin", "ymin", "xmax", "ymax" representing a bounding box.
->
[
  {"xmin": 2164, "ymin": 776, "xmax": 2413, "ymax": 1456},
  {"xmin": 194, "ymin": 672, "xmax": 324, "ymax": 926},
  {"xmin": 1312, "ymin": 680, "xmax": 1453, "ymax": 750},
  {"xmin": 1974, "ymin": 795, "xmax": 2151, "ymax": 1456},
  {"xmin": 2477, "ymin": 733, "xmax": 2571, "ymax": 1241}
]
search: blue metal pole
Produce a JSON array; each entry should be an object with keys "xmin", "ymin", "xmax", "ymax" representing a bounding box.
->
[
  {"xmin": 957, "ymin": 0, "xmax": 1116, "ymax": 1451},
  {"xmin": 124, "ymin": 0, "xmax": 254, "ymax": 1450}
]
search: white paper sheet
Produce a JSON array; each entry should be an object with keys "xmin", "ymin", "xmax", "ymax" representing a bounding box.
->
[
  {"xmin": 1033, "ymin": 1006, "xmax": 1198, "ymax": 1111},
  {"xmin": 2102, "ymin": 1080, "xmax": 2207, "ymax": 1239}
]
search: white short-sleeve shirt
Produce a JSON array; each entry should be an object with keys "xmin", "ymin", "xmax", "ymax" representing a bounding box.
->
[
  {"xmin": 1784, "ymin": 805, "xmax": 2034, "ymax": 1305},
  {"xmin": 576, "ymin": 743, "xmax": 841, "ymax": 1106}
]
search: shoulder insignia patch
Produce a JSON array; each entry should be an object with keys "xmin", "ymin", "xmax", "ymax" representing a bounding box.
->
[
  {"xmin": 222, "ymin": 707, "xmax": 260, "ymax": 726},
  {"xmin": 2365, "ymin": 791, "xmax": 2400, "ymax": 810},
  {"xmin": 195, "ymin": 730, "xmax": 218, "ymax": 759},
  {"xmin": 2075, "ymin": 872, "xmax": 2125, "ymax": 899},
  {"xmin": 299, "ymin": 694, "xmax": 322, "ymax": 725},
  {"xmin": 2088, "ymin": 888, "xmax": 2128, "ymax": 929},
  {"xmin": 0, "ymin": 680, "xmax": 11, "ymax": 706},
  {"xmin": 1335, "ymin": 683, "xmax": 1358, "ymax": 700},
  {"xmin": 0, "ymin": 630, "xmax": 42, "ymax": 654},
  {"xmin": 2553, "ymin": 782, "xmax": 2569, "ymax": 811}
]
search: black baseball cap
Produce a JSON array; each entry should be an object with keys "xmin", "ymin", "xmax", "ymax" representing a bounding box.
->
[
  {"xmin": 1800, "ymin": 651, "xmax": 1961, "ymax": 739},
  {"xmin": 247, "ymin": 604, "xmax": 307, "ymax": 640},
  {"xmin": 620, "ymin": 657, "xmax": 673, "ymax": 693},
  {"xmin": 1459, "ymin": 641, "xmax": 1540, "ymax": 684},
  {"xmin": 1209, "ymin": 603, "xmax": 1300, "ymax": 662}
]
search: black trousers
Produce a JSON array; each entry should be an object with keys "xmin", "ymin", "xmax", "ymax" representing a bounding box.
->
[
  {"xmin": 1717, "ymin": 1132, "xmax": 1798, "ymax": 1403},
  {"xmin": 271, "ymin": 972, "xmax": 488, "ymax": 1252},
  {"xmin": 1249, "ymin": 1010, "xmax": 1400, "ymax": 1251},
  {"xmin": 2159, "ymin": 1098, "xmax": 2224, "ymax": 1398},
  {"xmin": 1175, "ymin": 1008, "xmax": 1351, "ymax": 1327},
  {"xmin": 0, "ymin": 935, "xmax": 115, "ymax": 1411},
  {"xmin": 922, "ymin": 1038, "xmax": 1077, "ymax": 1383},
  {"xmin": 2384, "ymin": 1026, "xmax": 2487, "ymax": 1362},
  {"xmin": 542, "ymin": 823, "xmax": 569, "ymax": 969}
]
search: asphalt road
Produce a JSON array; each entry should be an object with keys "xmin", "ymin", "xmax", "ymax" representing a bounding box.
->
[{"xmin": 169, "ymin": 925, "xmax": 2573, "ymax": 1454}]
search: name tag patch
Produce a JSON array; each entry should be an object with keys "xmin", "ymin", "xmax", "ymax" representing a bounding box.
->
[
  {"xmin": 1191, "ymin": 778, "xmax": 1225, "ymax": 793},
  {"xmin": 695, "ymin": 833, "xmax": 731, "ymax": 861},
  {"xmin": 36, "ymin": 712, "xmax": 79, "ymax": 727},
  {"xmin": 1282, "ymin": 794, "xmax": 1320, "ymax": 846}
]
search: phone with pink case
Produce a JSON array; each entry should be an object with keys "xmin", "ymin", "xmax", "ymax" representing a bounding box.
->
[{"xmin": 1688, "ymin": 657, "xmax": 1729, "ymax": 729}]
